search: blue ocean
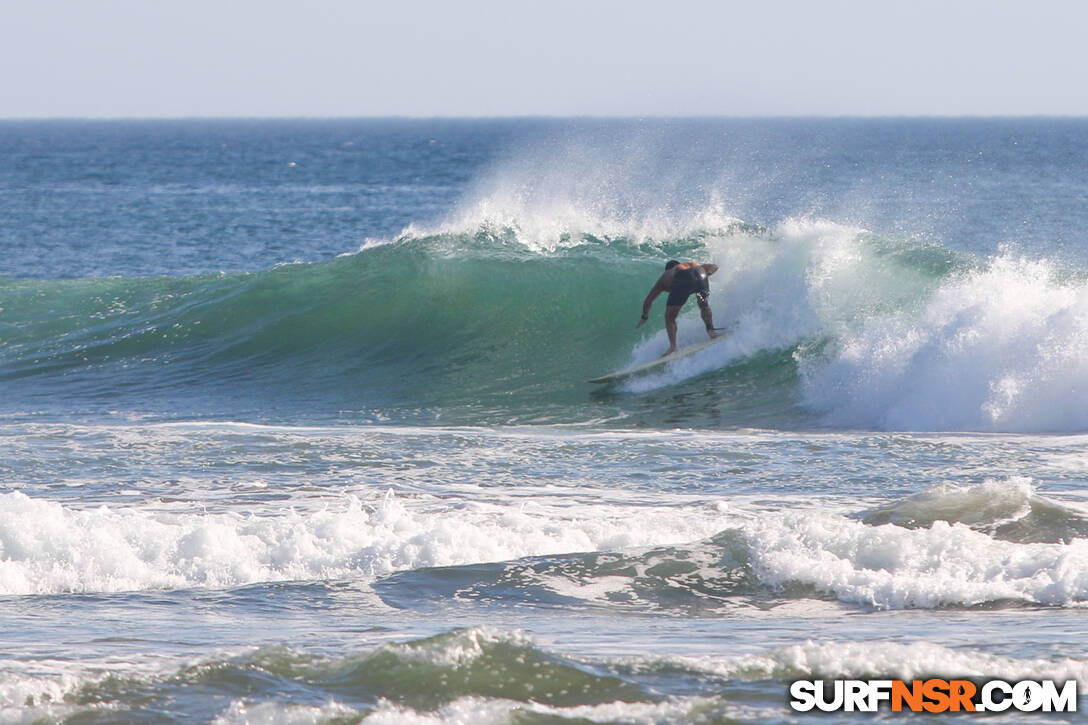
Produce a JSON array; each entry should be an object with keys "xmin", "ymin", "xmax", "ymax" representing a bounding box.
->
[{"xmin": 3, "ymin": 118, "xmax": 1088, "ymax": 722}]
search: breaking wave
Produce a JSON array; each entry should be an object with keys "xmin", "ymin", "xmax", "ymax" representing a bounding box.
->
[{"xmin": 5, "ymin": 200, "xmax": 1088, "ymax": 432}]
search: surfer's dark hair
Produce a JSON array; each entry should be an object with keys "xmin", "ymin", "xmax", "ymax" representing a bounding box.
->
[{"xmin": 665, "ymin": 260, "xmax": 680, "ymax": 270}]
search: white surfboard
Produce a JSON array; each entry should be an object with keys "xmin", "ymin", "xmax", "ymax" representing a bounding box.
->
[{"xmin": 587, "ymin": 335, "xmax": 729, "ymax": 384}]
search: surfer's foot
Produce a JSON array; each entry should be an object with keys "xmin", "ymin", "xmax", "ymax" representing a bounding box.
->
[
  {"xmin": 707, "ymin": 329, "xmax": 720, "ymax": 339},
  {"xmin": 660, "ymin": 346, "xmax": 677, "ymax": 358}
]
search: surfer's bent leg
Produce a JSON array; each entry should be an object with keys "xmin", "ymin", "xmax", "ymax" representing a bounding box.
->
[
  {"xmin": 662, "ymin": 268, "xmax": 697, "ymax": 356},
  {"xmin": 663, "ymin": 306, "xmax": 681, "ymax": 356},
  {"xmin": 697, "ymin": 294, "xmax": 718, "ymax": 339},
  {"xmin": 692, "ymin": 268, "xmax": 718, "ymax": 339}
]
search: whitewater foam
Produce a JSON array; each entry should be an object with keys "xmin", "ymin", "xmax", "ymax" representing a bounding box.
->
[
  {"xmin": 642, "ymin": 640, "xmax": 1088, "ymax": 686},
  {"xmin": 745, "ymin": 506, "xmax": 1088, "ymax": 608},
  {"xmin": 213, "ymin": 699, "xmax": 359, "ymax": 725},
  {"xmin": 0, "ymin": 491, "xmax": 725, "ymax": 596},
  {"xmin": 803, "ymin": 252, "xmax": 1088, "ymax": 432},
  {"xmin": 402, "ymin": 129, "xmax": 751, "ymax": 256},
  {"xmin": 360, "ymin": 696, "xmax": 713, "ymax": 725},
  {"xmin": 5, "ymin": 474, "xmax": 1088, "ymax": 609},
  {"xmin": 0, "ymin": 654, "xmax": 179, "ymax": 725}
]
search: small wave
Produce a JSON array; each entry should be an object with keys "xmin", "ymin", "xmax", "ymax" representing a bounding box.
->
[
  {"xmin": 59, "ymin": 630, "xmax": 660, "ymax": 723},
  {"xmin": 20, "ymin": 629, "xmax": 1088, "ymax": 723},
  {"xmin": 310, "ymin": 629, "xmax": 646, "ymax": 710},
  {"xmin": 6, "ymin": 481, "xmax": 1088, "ymax": 610},
  {"xmin": 379, "ymin": 482, "xmax": 1088, "ymax": 612},
  {"xmin": 860, "ymin": 478, "xmax": 1088, "ymax": 543},
  {"xmin": 374, "ymin": 531, "xmax": 759, "ymax": 613}
]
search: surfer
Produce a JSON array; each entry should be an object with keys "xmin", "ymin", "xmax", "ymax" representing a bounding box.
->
[{"xmin": 636, "ymin": 260, "xmax": 720, "ymax": 357}]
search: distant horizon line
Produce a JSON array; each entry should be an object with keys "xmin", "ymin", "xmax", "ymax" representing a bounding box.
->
[{"xmin": 2, "ymin": 113, "xmax": 1087, "ymax": 123}]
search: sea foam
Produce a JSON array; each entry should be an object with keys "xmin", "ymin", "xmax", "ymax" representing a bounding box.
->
[
  {"xmin": 4, "ymin": 480, "xmax": 1088, "ymax": 609},
  {"xmin": 745, "ymin": 506, "xmax": 1088, "ymax": 608},
  {"xmin": 0, "ymin": 491, "xmax": 722, "ymax": 596},
  {"xmin": 803, "ymin": 253, "xmax": 1088, "ymax": 432}
]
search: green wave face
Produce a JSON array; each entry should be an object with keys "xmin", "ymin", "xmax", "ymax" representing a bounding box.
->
[{"xmin": 1, "ymin": 220, "xmax": 962, "ymax": 427}]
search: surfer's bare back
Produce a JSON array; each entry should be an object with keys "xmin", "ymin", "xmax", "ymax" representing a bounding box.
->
[{"xmin": 636, "ymin": 260, "xmax": 720, "ymax": 357}]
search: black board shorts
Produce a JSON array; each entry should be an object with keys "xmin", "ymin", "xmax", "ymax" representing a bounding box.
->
[{"xmin": 666, "ymin": 266, "xmax": 710, "ymax": 307}]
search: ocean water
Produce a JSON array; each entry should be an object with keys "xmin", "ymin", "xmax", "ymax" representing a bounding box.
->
[{"xmin": 3, "ymin": 118, "xmax": 1088, "ymax": 722}]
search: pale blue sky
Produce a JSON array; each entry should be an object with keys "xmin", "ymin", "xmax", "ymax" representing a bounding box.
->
[{"xmin": 2, "ymin": 0, "xmax": 1085, "ymax": 118}]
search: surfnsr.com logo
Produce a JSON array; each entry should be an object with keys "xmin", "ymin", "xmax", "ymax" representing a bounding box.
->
[{"xmin": 789, "ymin": 679, "xmax": 1078, "ymax": 713}]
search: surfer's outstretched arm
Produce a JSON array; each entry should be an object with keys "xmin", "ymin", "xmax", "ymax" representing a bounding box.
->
[
  {"xmin": 636, "ymin": 275, "xmax": 667, "ymax": 328},
  {"xmin": 701, "ymin": 263, "xmax": 719, "ymax": 276}
]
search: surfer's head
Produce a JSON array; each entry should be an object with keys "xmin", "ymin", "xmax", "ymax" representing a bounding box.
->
[{"xmin": 665, "ymin": 260, "xmax": 680, "ymax": 270}]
